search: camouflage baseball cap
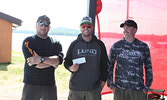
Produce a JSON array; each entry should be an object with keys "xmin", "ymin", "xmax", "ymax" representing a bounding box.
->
[
  {"xmin": 37, "ymin": 15, "xmax": 51, "ymax": 25},
  {"xmin": 80, "ymin": 16, "xmax": 92, "ymax": 25}
]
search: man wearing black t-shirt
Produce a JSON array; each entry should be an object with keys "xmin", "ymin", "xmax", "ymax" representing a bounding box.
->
[{"xmin": 21, "ymin": 15, "xmax": 63, "ymax": 100}]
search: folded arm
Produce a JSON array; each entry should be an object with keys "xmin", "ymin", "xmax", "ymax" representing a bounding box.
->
[{"xmin": 27, "ymin": 51, "xmax": 62, "ymax": 69}]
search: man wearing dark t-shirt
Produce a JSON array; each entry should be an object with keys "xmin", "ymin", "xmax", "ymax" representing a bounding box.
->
[{"xmin": 21, "ymin": 15, "xmax": 63, "ymax": 100}]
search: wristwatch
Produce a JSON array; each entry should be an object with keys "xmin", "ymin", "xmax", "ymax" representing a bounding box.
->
[{"xmin": 41, "ymin": 57, "xmax": 45, "ymax": 63}]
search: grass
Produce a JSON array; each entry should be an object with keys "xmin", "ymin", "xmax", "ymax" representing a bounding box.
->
[
  {"xmin": 0, "ymin": 51, "xmax": 71, "ymax": 100},
  {"xmin": 0, "ymin": 51, "xmax": 119, "ymax": 100}
]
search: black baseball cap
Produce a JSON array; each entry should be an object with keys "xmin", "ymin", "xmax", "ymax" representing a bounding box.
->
[
  {"xmin": 120, "ymin": 19, "xmax": 137, "ymax": 29},
  {"xmin": 36, "ymin": 15, "xmax": 50, "ymax": 25}
]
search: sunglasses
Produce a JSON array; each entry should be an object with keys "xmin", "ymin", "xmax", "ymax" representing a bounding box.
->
[
  {"xmin": 80, "ymin": 23, "xmax": 93, "ymax": 28},
  {"xmin": 38, "ymin": 22, "xmax": 49, "ymax": 27}
]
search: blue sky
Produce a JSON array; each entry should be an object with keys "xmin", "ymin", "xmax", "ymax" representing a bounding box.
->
[{"xmin": 1, "ymin": 0, "xmax": 88, "ymax": 31}]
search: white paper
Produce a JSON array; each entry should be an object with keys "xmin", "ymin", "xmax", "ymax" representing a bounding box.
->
[{"xmin": 73, "ymin": 57, "xmax": 86, "ymax": 64}]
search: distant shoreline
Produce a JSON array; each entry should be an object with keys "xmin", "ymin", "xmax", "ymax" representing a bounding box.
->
[
  {"xmin": 13, "ymin": 27, "xmax": 80, "ymax": 36},
  {"xmin": 12, "ymin": 33, "xmax": 77, "ymax": 54},
  {"xmin": 13, "ymin": 32, "xmax": 79, "ymax": 36}
]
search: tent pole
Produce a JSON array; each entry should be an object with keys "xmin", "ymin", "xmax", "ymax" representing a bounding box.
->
[{"xmin": 87, "ymin": 0, "xmax": 97, "ymax": 34}]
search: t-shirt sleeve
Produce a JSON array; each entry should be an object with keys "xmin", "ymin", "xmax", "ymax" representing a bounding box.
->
[{"xmin": 22, "ymin": 37, "xmax": 35, "ymax": 59}]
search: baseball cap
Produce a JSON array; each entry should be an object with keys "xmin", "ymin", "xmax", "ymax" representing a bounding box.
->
[
  {"xmin": 37, "ymin": 15, "xmax": 51, "ymax": 25},
  {"xmin": 80, "ymin": 16, "xmax": 92, "ymax": 25},
  {"xmin": 120, "ymin": 19, "xmax": 137, "ymax": 29}
]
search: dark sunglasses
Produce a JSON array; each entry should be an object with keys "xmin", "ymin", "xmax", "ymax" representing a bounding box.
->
[
  {"xmin": 38, "ymin": 22, "xmax": 49, "ymax": 27},
  {"xmin": 80, "ymin": 23, "xmax": 93, "ymax": 28}
]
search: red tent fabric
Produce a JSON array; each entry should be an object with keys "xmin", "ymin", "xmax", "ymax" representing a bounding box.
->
[{"xmin": 97, "ymin": 0, "xmax": 167, "ymax": 95}]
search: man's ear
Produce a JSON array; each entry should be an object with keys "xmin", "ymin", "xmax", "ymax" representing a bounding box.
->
[{"xmin": 134, "ymin": 28, "xmax": 137, "ymax": 33}]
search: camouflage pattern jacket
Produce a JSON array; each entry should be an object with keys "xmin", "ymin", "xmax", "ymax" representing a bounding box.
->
[{"xmin": 107, "ymin": 38, "xmax": 153, "ymax": 91}]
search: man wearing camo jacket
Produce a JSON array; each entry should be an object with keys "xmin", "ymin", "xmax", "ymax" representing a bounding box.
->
[{"xmin": 107, "ymin": 19, "xmax": 153, "ymax": 100}]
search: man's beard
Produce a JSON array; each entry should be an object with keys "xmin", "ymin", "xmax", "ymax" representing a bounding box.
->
[
  {"xmin": 37, "ymin": 32, "xmax": 48, "ymax": 39},
  {"xmin": 83, "ymin": 32, "xmax": 91, "ymax": 37}
]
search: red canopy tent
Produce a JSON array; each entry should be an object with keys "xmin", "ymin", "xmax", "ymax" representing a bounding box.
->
[{"xmin": 95, "ymin": 0, "xmax": 167, "ymax": 95}]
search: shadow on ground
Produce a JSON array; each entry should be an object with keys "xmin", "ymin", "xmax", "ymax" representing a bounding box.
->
[{"xmin": 0, "ymin": 63, "xmax": 10, "ymax": 71}]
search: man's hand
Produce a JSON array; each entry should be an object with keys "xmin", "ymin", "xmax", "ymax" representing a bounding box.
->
[
  {"xmin": 143, "ymin": 89, "xmax": 147, "ymax": 94},
  {"xmin": 27, "ymin": 51, "xmax": 41, "ymax": 66},
  {"xmin": 53, "ymin": 65, "xmax": 58, "ymax": 69},
  {"xmin": 69, "ymin": 64, "xmax": 79, "ymax": 72},
  {"xmin": 111, "ymin": 86, "xmax": 116, "ymax": 94},
  {"xmin": 100, "ymin": 81, "xmax": 106, "ymax": 88}
]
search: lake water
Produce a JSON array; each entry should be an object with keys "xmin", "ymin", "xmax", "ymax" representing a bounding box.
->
[{"xmin": 12, "ymin": 33, "xmax": 77, "ymax": 55}]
